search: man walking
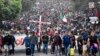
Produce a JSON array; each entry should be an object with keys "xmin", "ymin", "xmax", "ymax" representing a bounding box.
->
[
  {"xmin": 53, "ymin": 31, "xmax": 62, "ymax": 56},
  {"xmin": 10, "ymin": 32, "xmax": 15, "ymax": 55},
  {"xmin": 23, "ymin": 33, "xmax": 31, "ymax": 55},
  {"xmin": 3, "ymin": 32, "xmax": 12, "ymax": 56},
  {"xmin": 30, "ymin": 32, "xmax": 38, "ymax": 56},
  {"xmin": 42, "ymin": 33, "xmax": 49, "ymax": 54},
  {"xmin": 63, "ymin": 31, "xmax": 71, "ymax": 56}
]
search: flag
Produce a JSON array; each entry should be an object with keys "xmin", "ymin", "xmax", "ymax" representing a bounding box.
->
[
  {"xmin": 62, "ymin": 15, "xmax": 67, "ymax": 23},
  {"xmin": 60, "ymin": 11, "xmax": 64, "ymax": 19}
]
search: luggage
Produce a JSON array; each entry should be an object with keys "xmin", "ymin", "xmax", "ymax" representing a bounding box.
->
[
  {"xmin": 70, "ymin": 48, "xmax": 75, "ymax": 56},
  {"xmin": 26, "ymin": 47, "xmax": 31, "ymax": 55}
]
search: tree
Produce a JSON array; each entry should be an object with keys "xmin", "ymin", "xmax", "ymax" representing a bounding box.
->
[
  {"xmin": 75, "ymin": 0, "xmax": 90, "ymax": 11},
  {"xmin": 22, "ymin": 0, "xmax": 35, "ymax": 12},
  {"xmin": 0, "ymin": 0, "xmax": 22, "ymax": 21}
]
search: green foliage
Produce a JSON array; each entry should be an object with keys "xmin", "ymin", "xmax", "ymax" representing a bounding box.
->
[
  {"xmin": 0, "ymin": 0, "xmax": 22, "ymax": 21},
  {"xmin": 22, "ymin": 0, "xmax": 35, "ymax": 11}
]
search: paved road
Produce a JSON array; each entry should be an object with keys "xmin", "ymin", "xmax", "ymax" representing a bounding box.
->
[
  {"xmin": 0, "ymin": 53, "xmax": 78, "ymax": 56},
  {"xmin": 0, "ymin": 49, "xmax": 99, "ymax": 56},
  {"xmin": 0, "ymin": 52, "xmax": 100, "ymax": 56}
]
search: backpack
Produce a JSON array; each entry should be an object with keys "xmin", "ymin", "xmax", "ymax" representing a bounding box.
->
[
  {"xmin": 24, "ymin": 37, "xmax": 30, "ymax": 47},
  {"xmin": 82, "ymin": 32, "xmax": 88, "ymax": 41}
]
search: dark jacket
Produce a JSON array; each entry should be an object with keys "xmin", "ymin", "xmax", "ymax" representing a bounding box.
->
[
  {"xmin": 70, "ymin": 36, "xmax": 75, "ymax": 47},
  {"xmin": 30, "ymin": 35, "xmax": 38, "ymax": 45},
  {"xmin": 42, "ymin": 35, "xmax": 49, "ymax": 44},
  {"xmin": 54, "ymin": 35, "xmax": 62, "ymax": 46},
  {"xmin": 11, "ymin": 35, "xmax": 15, "ymax": 47},
  {"xmin": 3, "ymin": 35, "xmax": 12, "ymax": 45},
  {"xmin": 89, "ymin": 35, "xmax": 98, "ymax": 46}
]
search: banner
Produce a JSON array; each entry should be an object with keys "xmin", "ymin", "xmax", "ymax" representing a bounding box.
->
[
  {"xmin": 14, "ymin": 34, "xmax": 26, "ymax": 50},
  {"xmin": 89, "ymin": 17, "xmax": 99, "ymax": 24},
  {"xmin": 89, "ymin": 2, "xmax": 95, "ymax": 8}
]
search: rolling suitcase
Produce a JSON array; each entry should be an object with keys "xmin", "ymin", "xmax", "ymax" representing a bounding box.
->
[{"xmin": 26, "ymin": 47, "xmax": 31, "ymax": 55}]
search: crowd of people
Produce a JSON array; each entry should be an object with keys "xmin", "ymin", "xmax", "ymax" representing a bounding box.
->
[
  {"xmin": 0, "ymin": 28, "xmax": 100, "ymax": 56},
  {"xmin": 0, "ymin": 0, "xmax": 100, "ymax": 56}
]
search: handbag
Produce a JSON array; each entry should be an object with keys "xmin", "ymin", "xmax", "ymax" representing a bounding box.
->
[{"xmin": 93, "ymin": 43, "xmax": 98, "ymax": 49}]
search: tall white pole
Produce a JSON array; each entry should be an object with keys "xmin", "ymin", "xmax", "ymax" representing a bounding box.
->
[{"xmin": 38, "ymin": 15, "xmax": 42, "ymax": 36}]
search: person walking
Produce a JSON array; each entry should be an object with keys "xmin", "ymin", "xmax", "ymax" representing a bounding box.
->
[
  {"xmin": 30, "ymin": 32, "xmax": 38, "ymax": 56},
  {"xmin": 53, "ymin": 31, "xmax": 62, "ymax": 56},
  {"xmin": 23, "ymin": 33, "xmax": 31, "ymax": 55},
  {"xmin": 63, "ymin": 31, "xmax": 70, "ymax": 56},
  {"xmin": 82, "ymin": 30, "xmax": 88, "ymax": 42},
  {"xmin": 77, "ymin": 33, "xmax": 83, "ymax": 56},
  {"xmin": 37, "ymin": 35, "xmax": 42, "ymax": 52},
  {"xmin": 69, "ymin": 31, "xmax": 75, "ymax": 56},
  {"xmin": 69, "ymin": 31, "xmax": 75, "ymax": 48},
  {"xmin": 3, "ymin": 32, "xmax": 12, "ymax": 56},
  {"xmin": 60, "ymin": 31, "xmax": 65, "ymax": 55},
  {"xmin": 50, "ymin": 35, "xmax": 55, "ymax": 54},
  {"xmin": 10, "ymin": 32, "xmax": 15, "ymax": 55},
  {"xmin": 88, "ymin": 31, "xmax": 99, "ymax": 56},
  {"xmin": 42, "ymin": 33, "xmax": 49, "ymax": 54}
]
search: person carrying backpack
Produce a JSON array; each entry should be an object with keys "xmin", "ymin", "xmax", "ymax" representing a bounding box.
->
[
  {"xmin": 42, "ymin": 33, "xmax": 49, "ymax": 54},
  {"xmin": 23, "ymin": 33, "xmax": 31, "ymax": 55},
  {"xmin": 30, "ymin": 31, "xmax": 38, "ymax": 56}
]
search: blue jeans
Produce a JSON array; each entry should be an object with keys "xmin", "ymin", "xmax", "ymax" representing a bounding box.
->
[
  {"xmin": 55, "ymin": 46, "xmax": 61, "ymax": 56},
  {"xmin": 43, "ymin": 43, "xmax": 48, "ymax": 54},
  {"xmin": 30, "ymin": 44, "xmax": 35, "ymax": 55},
  {"xmin": 65, "ymin": 45, "xmax": 70, "ymax": 56}
]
